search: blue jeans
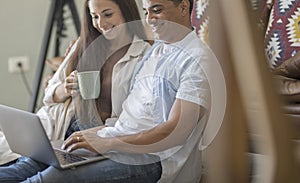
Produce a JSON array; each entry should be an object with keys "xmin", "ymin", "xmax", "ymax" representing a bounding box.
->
[
  {"xmin": 0, "ymin": 159, "xmax": 17, "ymax": 167},
  {"xmin": 0, "ymin": 154, "xmax": 162, "ymax": 183}
]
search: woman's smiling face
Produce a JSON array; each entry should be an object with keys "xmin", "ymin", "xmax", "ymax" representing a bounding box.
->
[{"xmin": 88, "ymin": 0, "xmax": 126, "ymax": 40}]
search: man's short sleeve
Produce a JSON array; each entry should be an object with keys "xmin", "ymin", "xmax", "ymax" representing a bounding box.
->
[{"xmin": 176, "ymin": 57, "xmax": 210, "ymax": 110}]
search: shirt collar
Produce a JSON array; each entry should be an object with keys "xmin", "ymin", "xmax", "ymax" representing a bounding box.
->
[
  {"xmin": 119, "ymin": 36, "xmax": 149, "ymax": 63},
  {"xmin": 153, "ymin": 30, "xmax": 198, "ymax": 54}
]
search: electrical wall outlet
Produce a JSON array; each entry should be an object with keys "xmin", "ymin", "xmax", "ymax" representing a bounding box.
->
[{"xmin": 8, "ymin": 56, "xmax": 30, "ymax": 73}]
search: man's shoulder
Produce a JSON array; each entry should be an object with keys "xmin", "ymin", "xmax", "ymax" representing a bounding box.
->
[{"xmin": 185, "ymin": 31, "xmax": 210, "ymax": 50}]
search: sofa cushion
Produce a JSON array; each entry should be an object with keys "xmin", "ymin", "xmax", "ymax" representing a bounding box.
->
[
  {"xmin": 272, "ymin": 51, "xmax": 300, "ymax": 79},
  {"xmin": 273, "ymin": 75, "xmax": 300, "ymax": 102},
  {"xmin": 264, "ymin": 0, "xmax": 300, "ymax": 68},
  {"xmin": 191, "ymin": 0, "xmax": 210, "ymax": 45}
]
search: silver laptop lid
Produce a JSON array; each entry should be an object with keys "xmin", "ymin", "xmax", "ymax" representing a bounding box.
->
[
  {"xmin": 0, "ymin": 104, "xmax": 107, "ymax": 169},
  {"xmin": 0, "ymin": 104, "xmax": 60, "ymax": 168}
]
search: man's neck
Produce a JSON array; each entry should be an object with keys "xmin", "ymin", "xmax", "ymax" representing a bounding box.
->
[{"xmin": 164, "ymin": 25, "xmax": 193, "ymax": 44}]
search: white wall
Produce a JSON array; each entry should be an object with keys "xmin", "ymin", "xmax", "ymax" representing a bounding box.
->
[
  {"xmin": 0, "ymin": 0, "xmax": 144, "ymax": 111},
  {"xmin": 0, "ymin": 0, "xmax": 84, "ymax": 111}
]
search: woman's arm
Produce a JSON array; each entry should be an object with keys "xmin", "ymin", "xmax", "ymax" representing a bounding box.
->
[
  {"xmin": 52, "ymin": 70, "xmax": 78, "ymax": 103},
  {"xmin": 43, "ymin": 39, "xmax": 79, "ymax": 105}
]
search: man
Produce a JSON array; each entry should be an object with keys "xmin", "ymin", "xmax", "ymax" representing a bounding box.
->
[{"xmin": 0, "ymin": 0, "xmax": 218, "ymax": 182}]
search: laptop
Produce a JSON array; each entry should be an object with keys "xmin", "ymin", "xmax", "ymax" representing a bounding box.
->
[{"xmin": 0, "ymin": 104, "xmax": 107, "ymax": 169}]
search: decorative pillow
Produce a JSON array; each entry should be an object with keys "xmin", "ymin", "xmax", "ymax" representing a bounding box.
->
[
  {"xmin": 46, "ymin": 56, "xmax": 65, "ymax": 72},
  {"xmin": 250, "ymin": 0, "xmax": 273, "ymax": 31},
  {"xmin": 191, "ymin": 0, "xmax": 210, "ymax": 45},
  {"xmin": 264, "ymin": 0, "xmax": 300, "ymax": 68}
]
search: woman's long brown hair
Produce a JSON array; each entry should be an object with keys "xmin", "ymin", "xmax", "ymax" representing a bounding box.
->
[{"xmin": 66, "ymin": 0, "xmax": 147, "ymax": 75}]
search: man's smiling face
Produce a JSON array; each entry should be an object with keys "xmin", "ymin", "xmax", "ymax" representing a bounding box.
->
[{"xmin": 142, "ymin": 0, "xmax": 188, "ymax": 43}]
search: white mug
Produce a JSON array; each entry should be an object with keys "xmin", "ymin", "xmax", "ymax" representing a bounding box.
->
[{"xmin": 77, "ymin": 71, "xmax": 100, "ymax": 100}]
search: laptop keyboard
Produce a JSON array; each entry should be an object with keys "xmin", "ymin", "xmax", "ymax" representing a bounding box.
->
[{"xmin": 54, "ymin": 149, "xmax": 86, "ymax": 165}]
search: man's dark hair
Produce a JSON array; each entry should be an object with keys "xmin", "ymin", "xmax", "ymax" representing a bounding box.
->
[{"xmin": 172, "ymin": 0, "xmax": 194, "ymax": 15}]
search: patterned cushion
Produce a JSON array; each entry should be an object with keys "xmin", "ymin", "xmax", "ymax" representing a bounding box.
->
[
  {"xmin": 265, "ymin": 0, "xmax": 300, "ymax": 68},
  {"xmin": 250, "ymin": 0, "xmax": 273, "ymax": 31},
  {"xmin": 191, "ymin": 0, "xmax": 210, "ymax": 45}
]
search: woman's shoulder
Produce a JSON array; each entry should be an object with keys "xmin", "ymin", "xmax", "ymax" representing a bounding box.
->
[
  {"xmin": 132, "ymin": 36, "xmax": 152, "ymax": 47},
  {"xmin": 128, "ymin": 36, "xmax": 152, "ymax": 56}
]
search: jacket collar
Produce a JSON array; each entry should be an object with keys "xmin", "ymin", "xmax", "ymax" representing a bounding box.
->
[{"xmin": 118, "ymin": 36, "xmax": 149, "ymax": 63}]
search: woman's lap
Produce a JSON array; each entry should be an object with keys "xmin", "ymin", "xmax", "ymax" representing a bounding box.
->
[
  {"xmin": 0, "ymin": 159, "xmax": 18, "ymax": 167},
  {"xmin": 24, "ymin": 158, "xmax": 161, "ymax": 183},
  {"xmin": 0, "ymin": 156, "xmax": 48, "ymax": 183},
  {"xmin": 0, "ymin": 154, "xmax": 162, "ymax": 183}
]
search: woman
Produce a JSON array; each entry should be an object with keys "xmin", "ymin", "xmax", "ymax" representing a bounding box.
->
[
  {"xmin": 45, "ymin": 0, "xmax": 151, "ymax": 138},
  {"xmin": 0, "ymin": 0, "xmax": 161, "ymax": 182},
  {"xmin": 0, "ymin": 0, "xmax": 150, "ymax": 166}
]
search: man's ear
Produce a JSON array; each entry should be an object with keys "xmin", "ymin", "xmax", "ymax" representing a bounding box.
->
[{"xmin": 180, "ymin": 0, "xmax": 190, "ymax": 16}]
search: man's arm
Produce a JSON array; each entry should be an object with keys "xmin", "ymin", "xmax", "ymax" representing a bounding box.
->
[{"xmin": 63, "ymin": 99, "xmax": 206, "ymax": 154}]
